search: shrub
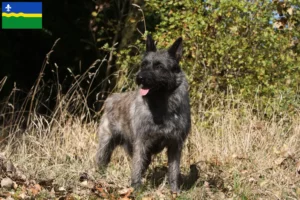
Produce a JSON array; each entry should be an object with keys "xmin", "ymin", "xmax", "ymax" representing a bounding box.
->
[{"xmin": 115, "ymin": 0, "xmax": 300, "ymax": 115}]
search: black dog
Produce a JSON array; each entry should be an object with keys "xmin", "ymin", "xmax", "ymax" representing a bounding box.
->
[{"xmin": 96, "ymin": 35, "xmax": 191, "ymax": 193}]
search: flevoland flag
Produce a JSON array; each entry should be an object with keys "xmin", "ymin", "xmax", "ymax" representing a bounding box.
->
[{"xmin": 2, "ymin": 2, "xmax": 42, "ymax": 29}]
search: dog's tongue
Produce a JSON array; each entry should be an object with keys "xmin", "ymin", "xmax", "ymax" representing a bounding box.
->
[{"xmin": 140, "ymin": 88, "xmax": 149, "ymax": 96}]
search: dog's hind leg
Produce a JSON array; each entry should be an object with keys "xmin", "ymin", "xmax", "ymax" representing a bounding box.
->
[
  {"xmin": 141, "ymin": 152, "xmax": 152, "ymax": 176},
  {"xmin": 96, "ymin": 134, "xmax": 116, "ymax": 168},
  {"xmin": 96, "ymin": 117, "xmax": 118, "ymax": 168}
]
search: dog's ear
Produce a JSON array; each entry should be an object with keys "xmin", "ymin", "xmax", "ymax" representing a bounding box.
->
[
  {"xmin": 146, "ymin": 35, "xmax": 157, "ymax": 52},
  {"xmin": 168, "ymin": 37, "xmax": 183, "ymax": 62}
]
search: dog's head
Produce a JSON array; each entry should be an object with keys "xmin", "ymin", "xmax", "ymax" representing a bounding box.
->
[{"xmin": 136, "ymin": 35, "xmax": 183, "ymax": 96}]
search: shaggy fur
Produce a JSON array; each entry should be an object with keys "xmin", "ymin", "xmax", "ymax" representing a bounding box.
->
[{"xmin": 96, "ymin": 35, "xmax": 191, "ymax": 193}]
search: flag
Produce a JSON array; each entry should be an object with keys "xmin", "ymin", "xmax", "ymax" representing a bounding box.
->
[{"xmin": 2, "ymin": 2, "xmax": 42, "ymax": 29}]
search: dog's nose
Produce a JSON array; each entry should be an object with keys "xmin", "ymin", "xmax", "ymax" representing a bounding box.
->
[{"xmin": 136, "ymin": 75, "xmax": 144, "ymax": 84}]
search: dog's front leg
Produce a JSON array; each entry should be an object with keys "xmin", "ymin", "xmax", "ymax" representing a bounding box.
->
[
  {"xmin": 131, "ymin": 139, "xmax": 148, "ymax": 189},
  {"xmin": 167, "ymin": 142, "xmax": 182, "ymax": 193}
]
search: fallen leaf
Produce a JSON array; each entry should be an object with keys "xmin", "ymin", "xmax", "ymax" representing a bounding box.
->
[
  {"xmin": 118, "ymin": 187, "xmax": 134, "ymax": 196},
  {"xmin": 274, "ymin": 157, "xmax": 285, "ymax": 166},
  {"xmin": 58, "ymin": 186, "xmax": 66, "ymax": 192},
  {"xmin": 80, "ymin": 180, "xmax": 88, "ymax": 187},
  {"xmin": 28, "ymin": 184, "xmax": 42, "ymax": 196},
  {"xmin": 209, "ymin": 156, "xmax": 222, "ymax": 166},
  {"xmin": 18, "ymin": 192, "xmax": 27, "ymax": 199},
  {"xmin": 80, "ymin": 180, "xmax": 95, "ymax": 189},
  {"xmin": 95, "ymin": 186, "xmax": 108, "ymax": 198},
  {"xmin": 13, "ymin": 181, "xmax": 18, "ymax": 189},
  {"xmin": 171, "ymin": 192, "xmax": 178, "ymax": 199},
  {"xmin": 119, "ymin": 187, "xmax": 134, "ymax": 200},
  {"xmin": 249, "ymin": 177, "xmax": 256, "ymax": 183},
  {"xmin": 1, "ymin": 177, "xmax": 13, "ymax": 189},
  {"xmin": 0, "ymin": 191, "xmax": 11, "ymax": 198}
]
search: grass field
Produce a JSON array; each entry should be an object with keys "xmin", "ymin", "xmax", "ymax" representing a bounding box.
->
[
  {"xmin": 0, "ymin": 52, "xmax": 299, "ymax": 199},
  {"xmin": 1, "ymin": 86, "xmax": 299, "ymax": 199}
]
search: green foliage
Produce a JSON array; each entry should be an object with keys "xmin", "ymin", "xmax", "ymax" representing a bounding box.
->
[
  {"xmin": 115, "ymin": 38, "xmax": 144, "ymax": 91},
  {"xmin": 114, "ymin": 0, "xmax": 300, "ymax": 115}
]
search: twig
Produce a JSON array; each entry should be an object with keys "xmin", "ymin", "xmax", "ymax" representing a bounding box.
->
[
  {"xmin": 0, "ymin": 76, "xmax": 7, "ymax": 92},
  {"xmin": 132, "ymin": 3, "xmax": 147, "ymax": 34},
  {"xmin": 27, "ymin": 38, "xmax": 60, "ymax": 127}
]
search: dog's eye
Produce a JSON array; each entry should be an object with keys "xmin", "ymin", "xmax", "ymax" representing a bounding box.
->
[
  {"xmin": 141, "ymin": 61, "xmax": 148, "ymax": 68},
  {"xmin": 154, "ymin": 64, "xmax": 163, "ymax": 70}
]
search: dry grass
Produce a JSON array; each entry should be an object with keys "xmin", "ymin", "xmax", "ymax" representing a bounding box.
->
[
  {"xmin": 1, "ymin": 88, "xmax": 300, "ymax": 199},
  {"xmin": 0, "ymin": 52, "xmax": 299, "ymax": 199},
  {"xmin": 183, "ymin": 98, "xmax": 300, "ymax": 199}
]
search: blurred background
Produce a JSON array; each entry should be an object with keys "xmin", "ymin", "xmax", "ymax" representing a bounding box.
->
[{"xmin": 0, "ymin": 0, "xmax": 299, "ymax": 118}]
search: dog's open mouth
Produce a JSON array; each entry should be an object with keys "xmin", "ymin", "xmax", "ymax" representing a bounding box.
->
[{"xmin": 140, "ymin": 88, "xmax": 150, "ymax": 96}]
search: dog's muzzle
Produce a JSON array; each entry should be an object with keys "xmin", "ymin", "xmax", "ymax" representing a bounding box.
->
[{"xmin": 136, "ymin": 74, "xmax": 144, "ymax": 86}]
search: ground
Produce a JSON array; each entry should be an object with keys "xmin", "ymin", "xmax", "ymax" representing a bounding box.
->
[{"xmin": 1, "ymin": 97, "xmax": 300, "ymax": 199}]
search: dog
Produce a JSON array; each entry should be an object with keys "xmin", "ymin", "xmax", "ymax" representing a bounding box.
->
[{"xmin": 96, "ymin": 35, "xmax": 191, "ymax": 193}]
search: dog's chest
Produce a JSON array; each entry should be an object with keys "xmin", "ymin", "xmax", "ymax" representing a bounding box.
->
[
  {"xmin": 135, "ymin": 109, "xmax": 183, "ymax": 136},
  {"xmin": 129, "ymin": 93, "xmax": 189, "ymax": 138}
]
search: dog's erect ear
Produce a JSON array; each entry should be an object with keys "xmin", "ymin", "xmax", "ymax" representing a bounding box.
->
[
  {"xmin": 146, "ymin": 35, "xmax": 157, "ymax": 52},
  {"xmin": 168, "ymin": 37, "xmax": 183, "ymax": 62}
]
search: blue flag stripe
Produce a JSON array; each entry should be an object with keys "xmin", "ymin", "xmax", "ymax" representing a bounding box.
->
[{"xmin": 2, "ymin": 2, "xmax": 42, "ymax": 14}]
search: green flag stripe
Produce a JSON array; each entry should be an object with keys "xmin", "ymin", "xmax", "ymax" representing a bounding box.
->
[{"xmin": 2, "ymin": 17, "xmax": 42, "ymax": 29}]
